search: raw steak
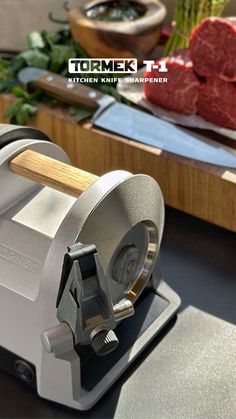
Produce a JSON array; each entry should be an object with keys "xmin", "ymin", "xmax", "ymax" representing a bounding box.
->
[
  {"xmin": 144, "ymin": 50, "xmax": 202, "ymax": 115},
  {"xmin": 190, "ymin": 17, "xmax": 236, "ymax": 82},
  {"xmin": 197, "ymin": 77, "xmax": 236, "ymax": 130}
]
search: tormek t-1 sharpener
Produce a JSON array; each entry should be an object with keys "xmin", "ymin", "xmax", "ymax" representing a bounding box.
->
[{"xmin": 0, "ymin": 124, "xmax": 180, "ymax": 411}]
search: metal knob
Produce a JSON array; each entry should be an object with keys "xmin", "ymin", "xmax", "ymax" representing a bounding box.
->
[{"xmin": 91, "ymin": 330, "xmax": 119, "ymax": 356}]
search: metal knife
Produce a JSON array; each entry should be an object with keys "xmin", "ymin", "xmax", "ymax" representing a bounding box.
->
[{"xmin": 18, "ymin": 67, "xmax": 236, "ymax": 169}]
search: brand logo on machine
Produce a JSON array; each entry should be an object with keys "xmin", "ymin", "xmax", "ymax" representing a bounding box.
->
[
  {"xmin": 0, "ymin": 244, "xmax": 41, "ymax": 274},
  {"xmin": 69, "ymin": 58, "xmax": 138, "ymax": 73}
]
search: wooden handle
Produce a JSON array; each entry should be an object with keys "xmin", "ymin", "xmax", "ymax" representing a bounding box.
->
[
  {"xmin": 29, "ymin": 71, "xmax": 104, "ymax": 109},
  {"xmin": 9, "ymin": 149, "xmax": 98, "ymax": 196}
]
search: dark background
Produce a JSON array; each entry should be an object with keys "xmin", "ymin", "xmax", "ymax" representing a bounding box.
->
[{"xmin": 0, "ymin": 207, "xmax": 235, "ymax": 419}]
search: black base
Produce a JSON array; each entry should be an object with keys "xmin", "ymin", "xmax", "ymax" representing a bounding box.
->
[
  {"xmin": 0, "ymin": 281, "xmax": 180, "ymax": 400},
  {"xmin": 77, "ymin": 286, "xmax": 170, "ymax": 391},
  {"xmin": 0, "ymin": 345, "xmax": 36, "ymax": 389}
]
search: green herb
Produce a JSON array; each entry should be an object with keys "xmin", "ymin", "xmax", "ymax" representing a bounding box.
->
[
  {"xmin": 0, "ymin": 59, "xmax": 17, "ymax": 92},
  {"xmin": 1, "ymin": 25, "xmax": 129, "ymax": 125},
  {"xmin": 164, "ymin": 0, "xmax": 230, "ymax": 56},
  {"xmin": 70, "ymin": 106, "xmax": 95, "ymax": 122},
  {"xmin": 19, "ymin": 49, "xmax": 50, "ymax": 69},
  {"xmin": 3, "ymin": 87, "xmax": 37, "ymax": 125},
  {"xmin": 27, "ymin": 31, "xmax": 45, "ymax": 49},
  {"xmin": 49, "ymin": 45, "xmax": 76, "ymax": 72}
]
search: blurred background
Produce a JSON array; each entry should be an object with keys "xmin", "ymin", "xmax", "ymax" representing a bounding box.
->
[{"xmin": 0, "ymin": 0, "xmax": 235, "ymax": 52}]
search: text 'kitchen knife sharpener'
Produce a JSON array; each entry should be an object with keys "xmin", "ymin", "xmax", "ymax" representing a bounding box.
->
[{"xmin": 0, "ymin": 124, "xmax": 180, "ymax": 411}]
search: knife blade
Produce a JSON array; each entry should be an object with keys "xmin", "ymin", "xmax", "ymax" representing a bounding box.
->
[{"xmin": 18, "ymin": 67, "xmax": 236, "ymax": 168}]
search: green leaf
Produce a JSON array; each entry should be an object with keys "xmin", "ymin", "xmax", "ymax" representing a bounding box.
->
[
  {"xmin": 42, "ymin": 95, "xmax": 61, "ymax": 106},
  {"xmin": 0, "ymin": 59, "xmax": 13, "ymax": 89},
  {"xmin": 49, "ymin": 25, "xmax": 71, "ymax": 45},
  {"xmin": 9, "ymin": 55, "xmax": 26, "ymax": 73},
  {"xmin": 0, "ymin": 74, "xmax": 17, "ymax": 93},
  {"xmin": 19, "ymin": 49, "xmax": 49, "ymax": 69},
  {"xmin": 4, "ymin": 96, "xmax": 37, "ymax": 125},
  {"xmin": 49, "ymin": 45, "xmax": 76, "ymax": 72},
  {"xmin": 16, "ymin": 103, "xmax": 37, "ymax": 125},
  {"xmin": 74, "ymin": 42, "xmax": 87, "ymax": 59},
  {"xmin": 41, "ymin": 30, "xmax": 54, "ymax": 50},
  {"xmin": 3, "ymin": 100, "xmax": 23, "ymax": 118},
  {"xmin": 11, "ymin": 86, "xmax": 30, "ymax": 99},
  {"xmin": 0, "ymin": 59, "xmax": 9, "ymax": 70},
  {"xmin": 27, "ymin": 31, "xmax": 45, "ymax": 49},
  {"xmin": 70, "ymin": 106, "xmax": 95, "ymax": 122}
]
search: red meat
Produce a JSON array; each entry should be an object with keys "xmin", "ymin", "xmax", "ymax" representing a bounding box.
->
[
  {"xmin": 197, "ymin": 77, "xmax": 236, "ymax": 130},
  {"xmin": 190, "ymin": 17, "xmax": 236, "ymax": 82},
  {"xmin": 144, "ymin": 50, "xmax": 201, "ymax": 115}
]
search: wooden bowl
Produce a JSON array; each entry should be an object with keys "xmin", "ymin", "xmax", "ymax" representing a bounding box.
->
[{"xmin": 68, "ymin": 0, "xmax": 166, "ymax": 63}]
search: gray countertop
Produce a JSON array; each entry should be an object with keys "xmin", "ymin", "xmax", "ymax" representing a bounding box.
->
[{"xmin": 0, "ymin": 207, "xmax": 235, "ymax": 419}]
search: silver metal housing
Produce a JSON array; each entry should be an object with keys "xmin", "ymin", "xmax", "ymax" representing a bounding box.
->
[{"xmin": 0, "ymin": 133, "xmax": 180, "ymax": 410}]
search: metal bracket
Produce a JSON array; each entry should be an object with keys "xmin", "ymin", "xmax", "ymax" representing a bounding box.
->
[{"xmin": 56, "ymin": 243, "xmax": 117, "ymax": 347}]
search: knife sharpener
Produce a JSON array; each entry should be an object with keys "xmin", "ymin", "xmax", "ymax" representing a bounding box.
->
[{"xmin": 0, "ymin": 124, "xmax": 180, "ymax": 410}]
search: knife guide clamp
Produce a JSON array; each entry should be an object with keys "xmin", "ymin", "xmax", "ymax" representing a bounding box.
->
[{"xmin": 0, "ymin": 124, "xmax": 180, "ymax": 410}]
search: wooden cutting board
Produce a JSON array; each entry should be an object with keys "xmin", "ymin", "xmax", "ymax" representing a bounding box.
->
[{"xmin": 0, "ymin": 93, "xmax": 235, "ymax": 232}]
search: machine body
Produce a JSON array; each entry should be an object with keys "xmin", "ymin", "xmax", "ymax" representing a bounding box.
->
[{"xmin": 0, "ymin": 124, "xmax": 180, "ymax": 410}]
